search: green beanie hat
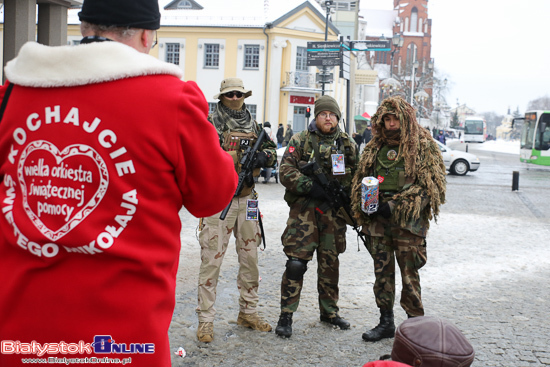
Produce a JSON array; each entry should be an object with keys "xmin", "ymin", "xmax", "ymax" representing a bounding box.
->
[{"xmin": 314, "ymin": 95, "xmax": 341, "ymax": 120}]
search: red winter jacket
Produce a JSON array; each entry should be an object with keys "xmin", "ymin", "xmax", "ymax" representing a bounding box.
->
[{"xmin": 0, "ymin": 41, "xmax": 237, "ymax": 366}]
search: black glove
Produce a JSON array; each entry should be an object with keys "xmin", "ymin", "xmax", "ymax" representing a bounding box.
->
[
  {"xmin": 253, "ymin": 151, "xmax": 269, "ymax": 168},
  {"xmin": 308, "ymin": 181, "xmax": 327, "ymax": 200},
  {"xmin": 244, "ymin": 170, "xmax": 254, "ymax": 187},
  {"xmin": 375, "ymin": 201, "xmax": 392, "ymax": 219}
]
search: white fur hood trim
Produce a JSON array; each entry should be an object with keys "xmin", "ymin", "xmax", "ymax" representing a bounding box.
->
[{"xmin": 5, "ymin": 41, "xmax": 183, "ymax": 88}]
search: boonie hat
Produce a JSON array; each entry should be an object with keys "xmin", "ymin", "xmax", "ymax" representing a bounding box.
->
[
  {"xmin": 79, "ymin": 0, "xmax": 161, "ymax": 30},
  {"xmin": 214, "ymin": 78, "xmax": 252, "ymax": 99}
]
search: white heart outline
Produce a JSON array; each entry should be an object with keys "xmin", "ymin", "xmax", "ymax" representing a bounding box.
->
[{"xmin": 17, "ymin": 140, "xmax": 109, "ymax": 242}]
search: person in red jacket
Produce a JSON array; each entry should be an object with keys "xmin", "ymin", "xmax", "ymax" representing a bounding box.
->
[{"xmin": 0, "ymin": 0, "xmax": 237, "ymax": 366}]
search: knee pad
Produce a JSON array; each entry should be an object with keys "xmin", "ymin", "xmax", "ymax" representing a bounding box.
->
[{"xmin": 285, "ymin": 258, "xmax": 308, "ymax": 281}]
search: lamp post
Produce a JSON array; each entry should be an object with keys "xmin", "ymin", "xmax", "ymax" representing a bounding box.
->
[
  {"xmin": 410, "ymin": 60, "xmax": 419, "ymax": 105},
  {"xmin": 435, "ymin": 78, "xmax": 447, "ymax": 130},
  {"xmin": 390, "ymin": 33, "xmax": 403, "ymax": 78},
  {"xmin": 414, "ymin": 90, "xmax": 429, "ymax": 119},
  {"xmin": 321, "ymin": 0, "xmax": 333, "ymax": 96}
]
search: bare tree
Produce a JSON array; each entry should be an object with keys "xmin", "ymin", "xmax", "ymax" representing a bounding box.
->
[{"xmin": 527, "ymin": 95, "xmax": 550, "ymax": 110}]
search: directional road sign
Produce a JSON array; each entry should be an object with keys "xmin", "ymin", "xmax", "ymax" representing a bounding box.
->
[
  {"xmin": 316, "ymin": 72, "xmax": 334, "ymax": 84},
  {"xmin": 340, "ymin": 50, "xmax": 350, "ymax": 80},
  {"xmin": 307, "ymin": 41, "xmax": 341, "ymax": 67},
  {"xmin": 344, "ymin": 40, "xmax": 391, "ymax": 52}
]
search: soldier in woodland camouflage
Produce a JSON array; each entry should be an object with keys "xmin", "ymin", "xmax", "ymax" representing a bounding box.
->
[
  {"xmin": 275, "ymin": 95, "xmax": 359, "ymax": 338},
  {"xmin": 350, "ymin": 96, "xmax": 446, "ymax": 342}
]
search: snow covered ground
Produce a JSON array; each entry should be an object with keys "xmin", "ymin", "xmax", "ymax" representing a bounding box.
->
[{"xmin": 168, "ymin": 137, "xmax": 549, "ymax": 366}]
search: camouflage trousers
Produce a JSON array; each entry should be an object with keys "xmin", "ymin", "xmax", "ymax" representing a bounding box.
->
[
  {"xmin": 197, "ymin": 194, "xmax": 261, "ymax": 322},
  {"xmin": 365, "ymin": 226, "xmax": 427, "ymax": 317},
  {"xmin": 279, "ymin": 201, "xmax": 347, "ymax": 316}
]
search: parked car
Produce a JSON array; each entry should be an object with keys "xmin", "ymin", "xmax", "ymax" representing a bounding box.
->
[{"xmin": 436, "ymin": 140, "xmax": 480, "ymax": 175}]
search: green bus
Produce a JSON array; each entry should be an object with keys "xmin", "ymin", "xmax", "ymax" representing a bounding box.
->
[{"xmin": 514, "ymin": 110, "xmax": 550, "ymax": 166}]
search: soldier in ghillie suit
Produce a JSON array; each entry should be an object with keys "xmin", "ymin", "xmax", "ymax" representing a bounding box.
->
[
  {"xmin": 275, "ymin": 95, "xmax": 359, "ymax": 338},
  {"xmin": 350, "ymin": 96, "xmax": 446, "ymax": 342}
]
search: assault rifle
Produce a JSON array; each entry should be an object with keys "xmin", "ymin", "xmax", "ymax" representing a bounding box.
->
[
  {"xmin": 301, "ymin": 160, "xmax": 368, "ymax": 248},
  {"xmin": 220, "ymin": 129, "xmax": 267, "ymax": 220}
]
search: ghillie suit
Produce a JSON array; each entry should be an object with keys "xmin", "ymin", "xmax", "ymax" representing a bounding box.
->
[{"xmin": 350, "ymin": 96, "xmax": 446, "ymax": 236}]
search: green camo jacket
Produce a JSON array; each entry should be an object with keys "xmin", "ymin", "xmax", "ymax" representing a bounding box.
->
[{"xmin": 279, "ymin": 124, "xmax": 359, "ymax": 206}]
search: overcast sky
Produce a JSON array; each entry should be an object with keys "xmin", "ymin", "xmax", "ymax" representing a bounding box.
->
[{"xmin": 360, "ymin": 0, "xmax": 550, "ymax": 115}]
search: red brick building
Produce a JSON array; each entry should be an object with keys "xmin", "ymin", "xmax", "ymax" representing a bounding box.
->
[
  {"xmin": 391, "ymin": 0, "xmax": 432, "ymax": 77},
  {"xmin": 363, "ymin": 0, "xmax": 434, "ymax": 113}
]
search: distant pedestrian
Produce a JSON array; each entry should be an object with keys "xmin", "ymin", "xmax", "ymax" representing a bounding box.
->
[
  {"xmin": 262, "ymin": 122, "xmax": 276, "ymax": 183},
  {"xmin": 363, "ymin": 125, "xmax": 372, "ymax": 144},
  {"xmin": 437, "ymin": 130, "xmax": 446, "ymax": 145},
  {"xmin": 352, "ymin": 132, "xmax": 364, "ymax": 146},
  {"xmin": 277, "ymin": 123, "xmax": 285, "ymax": 149},
  {"xmin": 283, "ymin": 123, "xmax": 294, "ymax": 147}
]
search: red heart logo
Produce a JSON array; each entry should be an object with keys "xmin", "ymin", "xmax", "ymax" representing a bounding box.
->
[{"xmin": 18, "ymin": 141, "xmax": 109, "ymax": 242}]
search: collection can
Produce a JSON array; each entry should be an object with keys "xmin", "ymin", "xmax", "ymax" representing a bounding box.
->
[{"xmin": 361, "ymin": 176, "xmax": 379, "ymax": 214}]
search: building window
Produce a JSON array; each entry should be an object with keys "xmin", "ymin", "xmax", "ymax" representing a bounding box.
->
[
  {"xmin": 177, "ymin": 0, "xmax": 192, "ymax": 8},
  {"xmin": 247, "ymin": 104, "xmax": 257, "ymax": 120},
  {"xmin": 165, "ymin": 0, "xmax": 203, "ymax": 10},
  {"xmin": 244, "ymin": 45, "xmax": 260, "ymax": 69},
  {"xmin": 333, "ymin": 1, "xmax": 357, "ymax": 11},
  {"xmin": 376, "ymin": 51, "xmax": 388, "ymax": 64},
  {"xmin": 205, "ymin": 44, "xmax": 220, "ymax": 68},
  {"xmin": 165, "ymin": 43, "xmax": 180, "ymax": 65},
  {"xmin": 296, "ymin": 46, "xmax": 308, "ymax": 71},
  {"xmin": 410, "ymin": 7, "xmax": 418, "ymax": 32}
]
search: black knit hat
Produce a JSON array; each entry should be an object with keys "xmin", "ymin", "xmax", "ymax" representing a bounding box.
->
[{"xmin": 79, "ymin": 0, "xmax": 161, "ymax": 30}]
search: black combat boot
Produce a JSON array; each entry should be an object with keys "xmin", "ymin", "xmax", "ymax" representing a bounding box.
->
[
  {"xmin": 275, "ymin": 312, "xmax": 293, "ymax": 338},
  {"xmin": 362, "ymin": 309, "xmax": 395, "ymax": 342},
  {"xmin": 320, "ymin": 313, "xmax": 350, "ymax": 330}
]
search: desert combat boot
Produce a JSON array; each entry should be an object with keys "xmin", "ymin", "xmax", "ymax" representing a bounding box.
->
[
  {"xmin": 237, "ymin": 311, "xmax": 272, "ymax": 332},
  {"xmin": 197, "ymin": 321, "xmax": 214, "ymax": 343}
]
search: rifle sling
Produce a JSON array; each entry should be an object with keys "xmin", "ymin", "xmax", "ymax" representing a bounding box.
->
[
  {"xmin": 0, "ymin": 82, "xmax": 15, "ymax": 123},
  {"xmin": 258, "ymin": 209, "xmax": 266, "ymax": 250}
]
